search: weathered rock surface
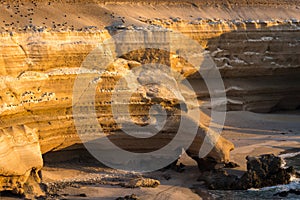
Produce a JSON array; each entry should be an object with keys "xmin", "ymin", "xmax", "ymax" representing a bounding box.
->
[
  {"xmin": 0, "ymin": 125, "xmax": 43, "ymax": 194},
  {"xmin": 199, "ymin": 154, "xmax": 296, "ymax": 190},
  {"xmin": 0, "ymin": 23, "xmax": 236, "ymax": 196},
  {"xmin": 239, "ymin": 154, "xmax": 295, "ymax": 189},
  {"xmin": 149, "ymin": 19, "xmax": 300, "ymax": 112}
]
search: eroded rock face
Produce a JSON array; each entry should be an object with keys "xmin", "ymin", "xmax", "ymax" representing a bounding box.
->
[
  {"xmin": 0, "ymin": 125, "xmax": 42, "ymax": 194},
  {"xmin": 0, "ymin": 30, "xmax": 234, "ymax": 194},
  {"xmin": 0, "ymin": 0, "xmax": 299, "ymax": 195},
  {"xmin": 149, "ymin": 19, "xmax": 300, "ymax": 113}
]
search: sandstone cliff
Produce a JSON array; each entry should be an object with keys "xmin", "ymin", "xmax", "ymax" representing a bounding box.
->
[{"xmin": 0, "ymin": 0, "xmax": 299, "ymax": 196}]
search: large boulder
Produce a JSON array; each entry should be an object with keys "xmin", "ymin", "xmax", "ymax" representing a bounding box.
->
[{"xmin": 199, "ymin": 154, "xmax": 296, "ymax": 190}]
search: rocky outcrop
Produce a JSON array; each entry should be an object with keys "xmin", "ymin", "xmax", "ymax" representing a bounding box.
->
[
  {"xmin": 239, "ymin": 154, "xmax": 294, "ymax": 189},
  {"xmin": 199, "ymin": 154, "xmax": 297, "ymax": 190},
  {"xmin": 0, "ymin": 125, "xmax": 43, "ymax": 194}
]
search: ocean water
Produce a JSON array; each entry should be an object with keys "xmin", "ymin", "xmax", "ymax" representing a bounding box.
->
[
  {"xmin": 281, "ymin": 152, "xmax": 300, "ymax": 171},
  {"xmin": 208, "ymin": 153, "xmax": 300, "ymax": 200}
]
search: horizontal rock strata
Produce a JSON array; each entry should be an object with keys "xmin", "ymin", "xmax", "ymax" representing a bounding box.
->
[{"xmin": 0, "ymin": 0, "xmax": 299, "ymax": 195}]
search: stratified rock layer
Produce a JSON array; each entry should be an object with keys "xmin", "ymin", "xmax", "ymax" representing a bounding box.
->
[
  {"xmin": 0, "ymin": 29, "xmax": 236, "ymax": 194},
  {"xmin": 0, "ymin": 0, "xmax": 299, "ymax": 195},
  {"xmin": 0, "ymin": 125, "xmax": 42, "ymax": 194},
  {"xmin": 151, "ymin": 19, "xmax": 300, "ymax": 112}
]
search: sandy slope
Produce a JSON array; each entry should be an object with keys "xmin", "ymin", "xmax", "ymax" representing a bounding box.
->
[{"xmin": 0, "ymin": 0, "xmax": 299, "ymax": 33}]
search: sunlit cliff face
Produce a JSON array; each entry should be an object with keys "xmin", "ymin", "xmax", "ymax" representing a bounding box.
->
[{"xmin": 0, "ymin": 0, "xmax": 299, "ymax": 195}]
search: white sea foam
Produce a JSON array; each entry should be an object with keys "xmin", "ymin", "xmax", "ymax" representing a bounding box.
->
[
  {"xmin": 279, "ymin": 152, "xmax": 300, "ymax": 159},
  {"xmin": 258, "ymin": 178, "xmax": 300, "ymax": 192}
]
